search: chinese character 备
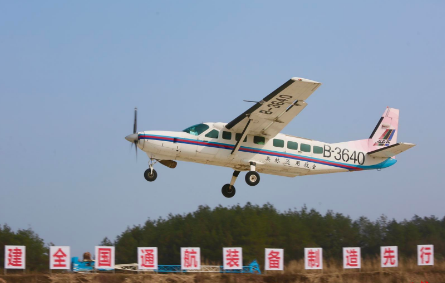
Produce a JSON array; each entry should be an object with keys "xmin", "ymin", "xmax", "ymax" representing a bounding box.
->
[{"xmin": 265, "ymin": 248, "xmax": 283, "ymax": 270}]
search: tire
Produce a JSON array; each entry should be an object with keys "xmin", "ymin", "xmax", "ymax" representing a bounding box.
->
[
  {"xmin": 144, "ymin": 168, "xmax": 157, "ymax": 182},
  {"xmin": 221, "ymin": 184, "xmax": 236, "ymax": 198},
  {"xmin": 245, "ymin": 171, "xmax": 260, "ymax": 186}
]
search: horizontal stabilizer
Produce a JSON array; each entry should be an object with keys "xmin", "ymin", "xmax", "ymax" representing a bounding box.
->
[{"xmin": 367, "ymin": 142, "xmax": 415, "ymax": 158}]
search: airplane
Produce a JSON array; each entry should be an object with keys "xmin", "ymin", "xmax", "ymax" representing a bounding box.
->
[{"xmin": 125, "ymin": 77, "xmax": 415, "ymax": 198}]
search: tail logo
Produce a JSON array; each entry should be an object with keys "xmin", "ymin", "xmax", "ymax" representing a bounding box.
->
[{"xmin": 374, "ymin": 129, "xmax": 396, "ymax": 146}]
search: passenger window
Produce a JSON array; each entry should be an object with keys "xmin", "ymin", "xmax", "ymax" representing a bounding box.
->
[
  {"xmin": 254, "ymin": 136, "xmax": 265, "ymax": 145},
  {"xmin": 205, "ymin": 129, "xmax": 219, "ymax": 139},
  {"xmin": 222, "ymin": 131, "xmax": 232, "ymax": 140},
  {"xmin": 273, "ymin": 139, "xmax": 284, "ymax": 148},
  {"xmin": 235, "ymin": 133, "xmax": 247, "ymax": 142},
  {"xmin": 313, "ymin": 146, "xmax": 323, "ymax": 154},
  {"xmin": 301, "ymin": 143, "xmax": 311, "ymax": 152},
  {"xmin": 287, "ymin": 141, "xmax": 298, "ymax": 150}
]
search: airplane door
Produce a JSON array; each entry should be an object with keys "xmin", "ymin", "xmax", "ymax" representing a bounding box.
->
[{"xmin": 197, "ymin": 129, "xmax": 220, "ymax": 157}]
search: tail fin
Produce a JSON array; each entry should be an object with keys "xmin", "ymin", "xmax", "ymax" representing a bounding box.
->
[{"xmin": 368, "ymin": 107, "xmax": 399, "ymax": 152}]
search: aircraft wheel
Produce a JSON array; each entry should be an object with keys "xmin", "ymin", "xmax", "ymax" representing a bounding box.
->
[
  {"xmin": 144, "ymin": 168, "xmax": 157, "ymax": 182},
  {"xmin": 221, "ymin": 184, "xmax": 236, "ymax": 198},
  {"xmin": 245, "ymin": 171, "xmax": 260, "ymax": 186}
]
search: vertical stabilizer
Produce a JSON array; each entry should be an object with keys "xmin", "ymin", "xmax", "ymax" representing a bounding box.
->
[{"xmin": 368, "ymin": 107, "xmax": 399, "ymax": 152}]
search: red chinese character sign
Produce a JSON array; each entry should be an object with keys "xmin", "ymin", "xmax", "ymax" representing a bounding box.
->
[
  {"xmin": 4, "ymin": 245, "xmax": 25, "ymax": 269},
  {"xmin": 343, "ymin": 247, "xmax": 361, "ymax": 269},
  {"xmin": 181, "ymin": 247, "xmax": 200, "ymax": 270},
  {"xmin": 381, "ymin": 246, "xmax": 398, "ymax": 267},
  {"xmin": 95, "ymin": 246, "xmax": 115, "ymax": 269},
  {"xmin": 265, "ymin": 248, "xmax": 284, "ymax": 271},
  {"xmin": 50, "ymin": 246, "xmax": 70, "ymax": 269},
  {"xmin": 223, "ymin": 248, "xmax": 242, "ymax": 270},
  {"xmin": 138, "ymin": 247, "xmax": 158, "ymax": 270},
  {"xmin": 418, "ymin": 245, "xmax": 434, "ymax": 266},
  {"xmin": 304, "ymin": 248, "xmax": 322, "ymax": 270}
]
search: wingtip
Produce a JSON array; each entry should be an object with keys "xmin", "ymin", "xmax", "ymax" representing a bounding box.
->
[{"xmin": 291, "ymin": 77, "xmax": 321, "ymax": 84}]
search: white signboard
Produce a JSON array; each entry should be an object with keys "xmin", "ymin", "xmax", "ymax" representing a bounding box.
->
[
  {"xmin": 381, "ymin": 246, "xmax": 398, "ymax": 267},
  {"xmin": 265, "ymin": 248, "xmax": 284, "ymax": 271},
  {"xmin": 223, "ymin": 247, "xmax": 242, "ymax": 270},
  {"xmin": 138, "ymin": 247, "xmax": 158, "ymax": 270},
  {"xmin": 4, "ymin": 245, "xmax": 25, "ymax": 269},
  {"xmin": 304, "ymin": 248, "xmax": 322, "ymax": 270},
  {"xmin": 50, "ymin": 246, "xmax": 70, "ymax": 269},
  {"xmin": 95, "ymin": 246, "xmax": 115, "ymax": 269},
  {"xmin": 343, "ymin": 247, "xmax": 361, "ymax": 269},
  {"xmin": 418, "ymin": 245, "xmax": 434, "ymax": 266},
  {"xmin": 181, "ymin": 247, "xmax": 200, "ymax": 270}
]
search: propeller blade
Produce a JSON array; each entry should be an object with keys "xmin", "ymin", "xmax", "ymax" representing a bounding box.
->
[
  {"xmin": 134, "ymin": 141, "xmax": 138, "ymax": 159},
  {"xmin": 133, "ymin": 107, "xmax": 137, "ymax": 134}
]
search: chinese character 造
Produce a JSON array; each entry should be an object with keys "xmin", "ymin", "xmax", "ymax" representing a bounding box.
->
[
  {"xmin": 345, "ymin": 249, "xmax": 358, "ymax": 267},
  {"xmin": 98, "ymin": 248, "xmax": 112, "ymax": 267},
  {"xmin": 383, "ymin": 248, "xmax": 396, "ymax": 266},
  {"xmin": 7, "ymin": 248, "xmax": 22, "ymax": 267},
  {"xmin": 420, "ymin": 247, "xmax": 432, "ymax": 265},
  {"xmin": 307, "ymin": 249, "xmax": 320, "ymax": 268},
  {"xmin": 225, "ymin": 249, "xmax": 240, "ymax": 268},
  {"xmin": 141, "ymin": 249, "xmax": 155, "ymax": 268},
  {"xmin": 53, "ymin": 248, "xmax": 67, "ymax": 268},
  {"xmin": 268, "ymin": 250, "xmax": 281, "ymax": 269},
  {"xmin": 184, "ymin": 249, "xmax": 198, "ymax": 268}
]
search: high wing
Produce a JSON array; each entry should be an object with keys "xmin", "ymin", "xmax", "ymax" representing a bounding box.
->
[{"xmin": 225, "ymin": 77, "xmax": 321, "ymax": 138}]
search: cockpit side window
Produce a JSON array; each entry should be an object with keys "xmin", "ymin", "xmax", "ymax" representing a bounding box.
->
[
  {"xmin": 205, "ymin": 129, "xmax": 219, "ymax": 139},
  {"xmin": 183, "ymin": 124, "xmax": 210, "ymax": 136}
]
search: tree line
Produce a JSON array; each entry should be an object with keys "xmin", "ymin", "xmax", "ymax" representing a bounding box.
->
[
  {"xmin": 0, "ymin": 224, "xmax": 48, "ymax": 271},
  {"xmin": 108, "ymin": 203, "xmax": 445, "ymax": 265},
  {"xmin": 1, "ymin": 203, "xmax": 444, "ymax": 270}
]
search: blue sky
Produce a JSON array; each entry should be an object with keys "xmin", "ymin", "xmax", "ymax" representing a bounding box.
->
[{"xmin": 1, "ymin": 1, "xmax": 444, "ymax": 257}]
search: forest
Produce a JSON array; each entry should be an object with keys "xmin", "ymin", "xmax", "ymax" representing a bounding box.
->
[{"xmin": 106, "ymin": 203, "xmax": 445, "ymax": 265}]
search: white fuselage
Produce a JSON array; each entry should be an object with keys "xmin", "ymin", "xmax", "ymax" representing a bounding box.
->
[{"xmin": 137, "ymin": 122, "xmax": 396, "ymax": 177}]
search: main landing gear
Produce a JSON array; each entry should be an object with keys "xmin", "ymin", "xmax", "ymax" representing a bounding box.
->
[
  {"xmin": 144, "ymin": 159, "xmax": 157, "ymax": 182},
  {"xmin": 221, "ymin": 162, "xmax": 261, "ymax": 198}
]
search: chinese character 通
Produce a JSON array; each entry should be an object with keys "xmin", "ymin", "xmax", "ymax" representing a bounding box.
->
[{"xmin": 141, "ymin": 249, "xmax": 155, "ymax": 268}]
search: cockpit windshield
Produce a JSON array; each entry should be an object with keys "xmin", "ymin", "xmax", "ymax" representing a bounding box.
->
[{"xmin": 183, "ymin": 124, "xmax": 210, "ymax": 136}]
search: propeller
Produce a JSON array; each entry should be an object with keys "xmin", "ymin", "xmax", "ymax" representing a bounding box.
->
[{"xmin": 125, "ymin": 107, "xmax": 139, "ymax": 158}]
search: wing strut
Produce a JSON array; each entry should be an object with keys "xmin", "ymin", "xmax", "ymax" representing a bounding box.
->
[{"xmin": 231, "ymin": 119, "xmax": 252, "ymax": 155}]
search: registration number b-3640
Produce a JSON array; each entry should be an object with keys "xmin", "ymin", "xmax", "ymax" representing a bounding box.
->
[{"xmin": 323, "ymin": 145, "xmax": 365, "ymax": 165}]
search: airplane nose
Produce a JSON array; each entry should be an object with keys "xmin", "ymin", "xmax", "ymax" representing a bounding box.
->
[{"xmin": 125, "ymin": 133, "xmax": 138, "ymax": 143}]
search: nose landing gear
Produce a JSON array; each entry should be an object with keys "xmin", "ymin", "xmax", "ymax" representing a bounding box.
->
[{"xmin": 245, "ymin": 162, "xmax": 260, "ymax": 186}]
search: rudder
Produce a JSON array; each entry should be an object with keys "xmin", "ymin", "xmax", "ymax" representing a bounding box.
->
[{"xmin": 368, "ymin": 107, "xmax": 399, "ymax": 151}]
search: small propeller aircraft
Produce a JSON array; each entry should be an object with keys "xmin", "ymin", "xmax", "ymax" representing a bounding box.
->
[{"xmin": 125, "ymin": 77, "xmax": 415, "ymax": 198}]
